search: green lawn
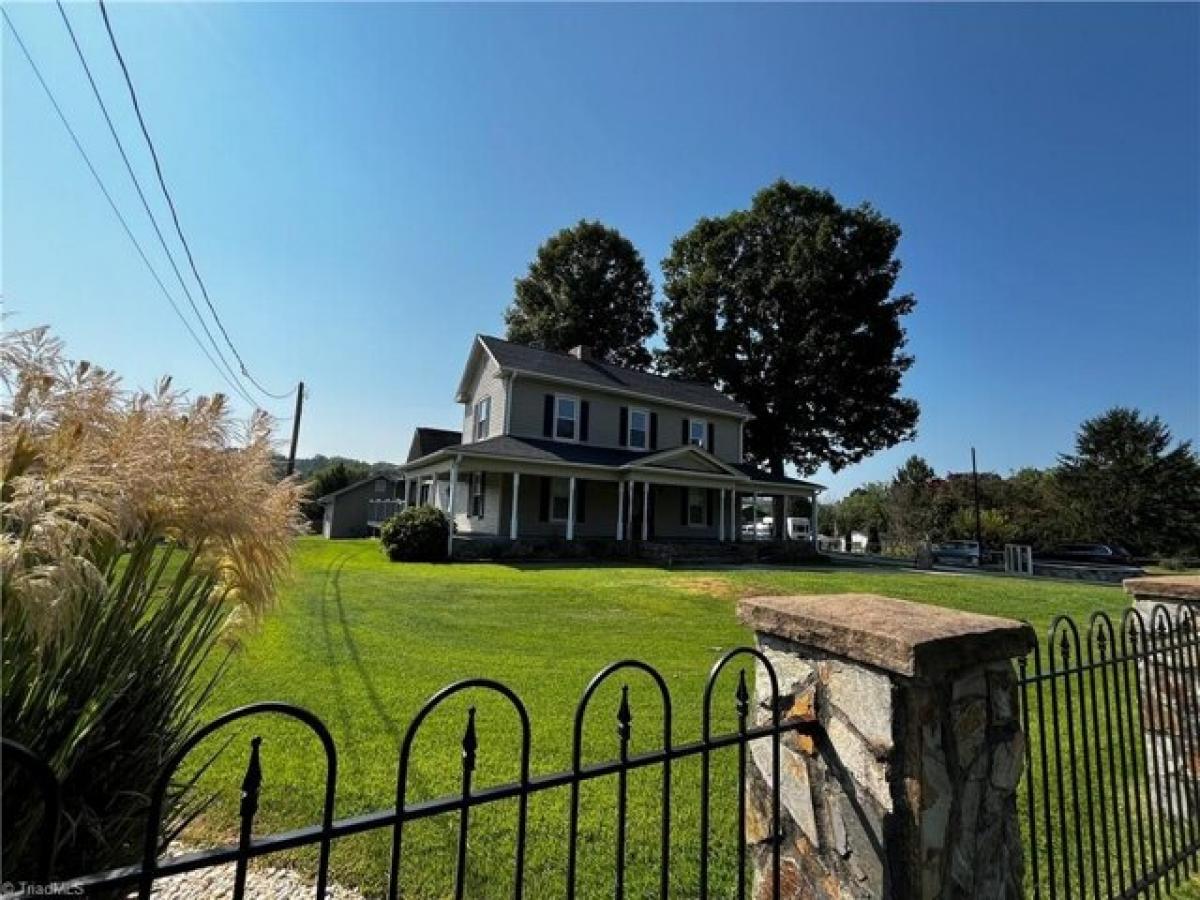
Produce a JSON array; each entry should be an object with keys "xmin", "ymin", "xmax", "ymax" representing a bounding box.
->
[{"xmin": 187, "ymin": 537, "xmax": 1132, "ymax": 898}]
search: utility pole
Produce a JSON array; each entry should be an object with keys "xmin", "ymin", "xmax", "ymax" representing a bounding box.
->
[
  {"xmin": 285, "ymin": 382, "xmax": 304, "ymax": 476},
  {"xmin": 971, "ymin": 446, "xmax": 983, "ymax": 553}
]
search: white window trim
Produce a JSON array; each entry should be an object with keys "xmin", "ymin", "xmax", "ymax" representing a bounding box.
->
[
  {"xmin": 554, "ymin": 393, "xmax": 580, "ymax": 442},
  {"xmin": 687, "ymin": 487, "xmax": 707, "ymax": 527},
  {"xmin": 470, "ymin": 473, "xmax": 485, "ymax": 517},
  {"xmin": 689, "ymin": 418, "xmax": 709, "ymax": 449},
  {"xmin": 627, "ymin": 407, "xmax": 649, "ymax": 450},
  {"xmin": 474, "ymin": 396, "xmax": 491, "ymax": 440},
  {"xmin": 550, "ymin": 477, "xmax": 572, "ymax": 521}
]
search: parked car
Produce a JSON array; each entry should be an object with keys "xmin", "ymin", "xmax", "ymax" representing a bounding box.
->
[
  {"xmin": 1036, "ymin": 543, "xmax": 1134, "ymax": 566},
  {"xmin": 931, "ymin": 540, "xmax": 981, "ymax": 567}
]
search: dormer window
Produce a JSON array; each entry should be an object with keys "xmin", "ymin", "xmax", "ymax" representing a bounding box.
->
[
  {"xmin": 689, "ymin": 418, "xmax": 708, "ymax": 448},
  {"xmin": 555, "ymin": 395, "xmax": 579, "ymax": 440},
  {"xmin": 474, "ymin": 396, "xmax": 491, "ymax": 440},
  {"xmin": 628, "ymin": 408, "xmax": 648, "ymax": 449}
]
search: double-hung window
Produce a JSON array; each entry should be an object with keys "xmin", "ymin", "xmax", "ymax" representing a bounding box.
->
[
  {"xmin": 470, "ymin": 473, "xmax": 485, "ymax": 517},
  {"xmin": 555, "ymin": 395, "xmax": 579, "ymax": 440},
  {"xmin": 689, "ymin": 419, "xmax": 708, "ymax": 448},
  {"xmin": 687, "ymin": 487, "xmax": 706, "ymax": 526},
  {"xmin": 628, "ymin": 408, "xmax": 648, "ymax": 450},
  {"xmin": 474, "ymin": 396, "xmax": 491, "ymax": 440},
  {"xmin": 551, "ymin": 478, "xmax": 571, "ymax": 521}
]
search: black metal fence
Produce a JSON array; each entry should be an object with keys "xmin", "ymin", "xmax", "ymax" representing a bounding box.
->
[
  {"xmin": 1, "ymin": 649, "xmax": 817, "ymax": 900},
  {"xmin": 1018, "ymin": 602, "xmax": 1200, "ymax": 899}
]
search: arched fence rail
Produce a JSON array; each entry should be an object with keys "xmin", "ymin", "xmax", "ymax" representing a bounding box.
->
[
  {"xmin": 1018, "ymin": 601, "xmax": 1200, "ymax": 900},
  {"xmin": 0, "ymin": 649, "xmax": 818, "ymax": 900}
]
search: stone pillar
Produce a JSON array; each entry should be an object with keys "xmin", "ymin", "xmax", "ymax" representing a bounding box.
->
[
  {"xmin": 1125, "ymin": 575, "xmax": 1200, "ymax": 821},
  {"xmin": 738, "ymin": 594, "xmax": 1035, "ymax": 900}
]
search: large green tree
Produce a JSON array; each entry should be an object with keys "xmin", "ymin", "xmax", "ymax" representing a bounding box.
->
[
  {"xmin": 889, "ymin": 455, "xmax": 938, "ymax": 543},
  {"xmin": 1056, "ymin": 407, "xmax": 1200, "ymax": 555},
  {"xmin": 504, "ymin": 220, "xmax": 657, "ymax": 368},
  {"xmin": 658, "ymin": 181, "xmax": 919, "ymax": 478}
]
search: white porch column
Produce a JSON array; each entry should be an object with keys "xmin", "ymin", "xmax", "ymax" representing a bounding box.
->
[
  {"xmin": 445, "ymin": 459, "xmax": 459, "ymax": 557},
  {"xmin": 811, "ymin": 491, "xmax": 819, "ymax": 541},
  {"xmin": 718, "ymin": 488, "xmax": 726, "ymax": 542},
  {"xmin": 752, "ymin": 492, "xmax": 760, "ymax": 542},
  {"xmin": 616, "ymin": 478, "xmax": 625, "ymax": 540},
  {"xmin": 641, "ymin": 481, "xmax": 649, "ymax": 541},
  {"xmin": 566, "ymin": 476, "xmax": 576, "ymax": 540},
  {"xmin": 732, "ymin": 490, "xmax": 739, "ymax": 542},
  {"xmin": 509, "ymin": 472, "xmax": 520, "ymax": 540}
]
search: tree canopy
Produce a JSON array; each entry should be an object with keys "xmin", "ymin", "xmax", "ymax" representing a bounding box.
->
[
  {"xmin": 504, "ymin": 220, "xmax": 657, "ymax": 368},
  {"xmin": 658, "ymin": 181, "xmax": 919, "ymax": 476},
  {"xmin": 1057, "ymin": 407, "xmax": 1200, "ymax": 555}
]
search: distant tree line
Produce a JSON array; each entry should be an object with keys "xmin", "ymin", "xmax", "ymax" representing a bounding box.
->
[{"xmin": 822, "ymin": 408, "xmax": 1200, "ymax": 560}]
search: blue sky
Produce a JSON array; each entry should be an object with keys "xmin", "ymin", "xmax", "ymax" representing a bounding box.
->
[{"xmin": 5, "ymin": 3, "xmax": 1197, "ymax": 497}]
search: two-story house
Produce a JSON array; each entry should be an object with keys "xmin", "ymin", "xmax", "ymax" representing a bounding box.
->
[{"xmin": 382, "ymin": 335, "xmax": 822, "ymax": 555}]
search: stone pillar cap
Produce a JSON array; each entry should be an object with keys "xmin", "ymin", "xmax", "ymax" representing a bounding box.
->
[
  {"xmin": 1124, "ymin": 575, "xmax": 1200, "ymax": 603},
  {"xmin": 739, "ymin": 594, "xmax": 1035, "ymax": 678}
]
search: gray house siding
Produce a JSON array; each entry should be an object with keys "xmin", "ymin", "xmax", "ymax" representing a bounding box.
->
[
  {"xmin": 461, "ymin": 354, "xmax": 508, "ymax": 445},
  {"xmin": 506, "ymin": 376, "xmax": 743, "ymax": 464},
  {"xmin": 324, "ymin": 476, "xmax": 398, "ymax": 539},
  {"xmin": 500, "ymin": 475, "xmax": 623, "ymax": 539},
  {"xmin": 648, "ymin": 484, "xmax": 722, "ymax": 540}
]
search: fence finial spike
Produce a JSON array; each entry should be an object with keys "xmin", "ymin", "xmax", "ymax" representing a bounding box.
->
[
  {"xmin": 616, "ymin": 685, "xmax": 632, "ymax": 742},
  {"xmin": 735, "ymin": 668, "xmax": 750, "ymax": 719},
  {"xmin": 462, "ymin": 706, "xmax": 478, "ymax": 771},
  {"xmin": 239, "ymin": 736, "xmax": 263, "ymax": 822}
]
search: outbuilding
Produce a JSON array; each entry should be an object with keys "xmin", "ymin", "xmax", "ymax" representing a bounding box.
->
[{"xmin": 318, "ymin": 473, "xmax": 403, "ymax": 539}]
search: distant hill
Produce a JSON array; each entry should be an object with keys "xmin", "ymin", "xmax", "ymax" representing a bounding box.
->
[{"xmin": 273, "ymin": 454, "xmax": 401, "ymax": 479}]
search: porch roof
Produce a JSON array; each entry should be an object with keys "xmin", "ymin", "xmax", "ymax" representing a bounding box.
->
[{"xmin": 402, "ymin": 435, "xmax": 823, "ymax": 492}]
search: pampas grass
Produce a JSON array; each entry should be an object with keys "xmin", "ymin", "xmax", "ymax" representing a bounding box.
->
[{"xmin": 1, "ymin": 326, "xmax": 304, "ymax": 882}]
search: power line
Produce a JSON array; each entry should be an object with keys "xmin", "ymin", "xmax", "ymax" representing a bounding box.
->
[
  {"xmin": 55, "ymin": 0, "xmax": 259, "ymax": 406},
  {"xmin": 97, "ymin": 0, "xmax": 296, "ymax": 401},
  {"xmin": 2, "ymin": 6, "xmax": 261, "ymax": 409}
]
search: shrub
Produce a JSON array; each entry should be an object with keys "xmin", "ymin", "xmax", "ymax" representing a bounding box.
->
[
  {"xmin": 1, "ymin": 327, "xmax": 303, "ymax": 881},
  {"xmin": 380, "ymin": 506, "xmax": 450, "ymax": 562}
]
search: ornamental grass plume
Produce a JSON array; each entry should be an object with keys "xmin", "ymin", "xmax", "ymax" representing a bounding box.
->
[{"xmin": 1, "ymin": 326, "xmax": 305, "ymax": 882}]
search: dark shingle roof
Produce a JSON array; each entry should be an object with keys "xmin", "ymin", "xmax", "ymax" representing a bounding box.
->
[
  {"xmin": 478, "ymin": 336, "xmax": 750, "ymax": 417},
  {"xmin": 405, "ymin": 435, "xmax": 822, "ymax": 490},
  {"xmin": 446, "ymin": 435, "xmax": 643, "ymax": 467},
  {"xmin": 732, "ymin": 462, "xmax": 823, "ymax": 490},
  {"xmin": 407, "ymin": 427, "xmax": 463, "ymax": 463}
]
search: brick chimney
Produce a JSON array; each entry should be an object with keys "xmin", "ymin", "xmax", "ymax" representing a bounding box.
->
[{"xmin": 568, "ymin": 345, "xmax": 594, "ymax": 360}]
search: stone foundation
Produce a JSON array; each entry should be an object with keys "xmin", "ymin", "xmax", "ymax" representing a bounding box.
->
[
  {"xmin": 739, "ymin": 594, "xmax": 1034, "ymax": 899},
  {"xmin": 1125, "ymin": 575, "xmax": 1200, "ymax": 822}
]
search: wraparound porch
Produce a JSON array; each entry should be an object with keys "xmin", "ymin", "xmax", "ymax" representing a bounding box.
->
[{"xmin": 399, "ymin": 453, "xmax": 820, "ymax": 557}]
